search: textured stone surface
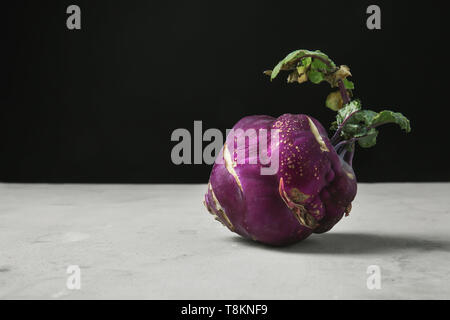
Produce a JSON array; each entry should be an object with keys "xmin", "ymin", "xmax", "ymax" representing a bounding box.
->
[{"xmin": 0, "ymin": 183, "xmax": 449, "ymax": 299}]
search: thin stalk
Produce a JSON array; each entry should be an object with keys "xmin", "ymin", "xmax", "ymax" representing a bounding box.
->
[
  {"xmin": 331, "ymin": 114, "xmax": 389, "ymax": 147},
  {"xmin": 331, "ymin": 110, "xmax": 360, "ymax": 145},
  {"xmin": 344, "ymin": 143, "xmax": 355, "ymax": 166},
  {"xmin": 338, "ymin": 79, "xmax": 350, "ymax": 105},
  {"xmin": 334, "ymin": 140, "xmax": 348, "ymax": 152}
]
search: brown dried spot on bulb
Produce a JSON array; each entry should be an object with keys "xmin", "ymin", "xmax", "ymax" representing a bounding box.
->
[
  {"xmin": 208, "ymin": 183, "xmax": 235, "ymax": 231},
  {"xmin": 278, "ymin": 178, "xmax": 318, "ymax": 229}
]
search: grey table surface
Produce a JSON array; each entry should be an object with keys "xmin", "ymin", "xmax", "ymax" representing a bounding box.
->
[{"xmin": 0, "ymin": 183, "xmax": 449, "ymax": 300}]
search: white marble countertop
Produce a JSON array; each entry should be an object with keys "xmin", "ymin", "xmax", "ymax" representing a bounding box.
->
[{"xmin": 0, "ymin": 183, "xmax": 449, "ymax": 299}]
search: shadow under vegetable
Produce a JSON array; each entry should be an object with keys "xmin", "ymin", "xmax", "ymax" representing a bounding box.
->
[{"xmin": 230, "ymin": 232, "xmax": 450, "ymax": 255}]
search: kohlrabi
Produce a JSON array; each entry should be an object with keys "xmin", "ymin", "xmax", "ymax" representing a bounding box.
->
[{"xmin": 204, "ymin": 49, "xmax": 411, "ymax": 246}]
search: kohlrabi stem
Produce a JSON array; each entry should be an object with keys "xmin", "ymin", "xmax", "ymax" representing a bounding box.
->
[
  {"xmin": 338, "ymin": 80, "xmax": 350, "ymax": 105},
  {"xmin": 335, "ymin": 140, "xmax": 355, "ymax": 165},
  {"xmin": 333, "ymin": 140, "xmax": 348, "ymax": 152},
  {"xmin": 331, "ymin": 110, "xmax": 360, "ymax": 144},
  {"xmin": 344, "ymin": 143, "xmax": 355, "ymax": 166},
  {"xmin": 334, "ymin": 128, "xmax": 376, "ymax": 151}
]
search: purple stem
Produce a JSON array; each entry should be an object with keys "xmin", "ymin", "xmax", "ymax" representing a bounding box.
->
[
  {"xmin": 335, "ymin": 140, "xmax": 355, "ymax": 166},
  {"xmin": 332, "ymin": 116, "xmax": 389, "ymax": 146},
  {"xmin": 334, "ymin": 140, "xmax": 348, "ymax": 152},
  {"xmin": 338, "ymin": 79, "xmax": 350, "ymax": 105},
  {"xmin": 344, "ymin": 143, "xmax": 355, "ymax": 166},
  {"xmin": 331, "ymin": 110, "xmax": 360, "ymax": 144}
]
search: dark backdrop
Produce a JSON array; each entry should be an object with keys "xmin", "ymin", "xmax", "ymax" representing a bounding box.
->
[{"xmin": 1, "ymin": 1, "xmax": 449, "ymax": 183}]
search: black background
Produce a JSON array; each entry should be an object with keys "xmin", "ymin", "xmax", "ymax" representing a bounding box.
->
[{"xmin": 1, "ymin": 0, "xmax": 448, "ymax": 183}]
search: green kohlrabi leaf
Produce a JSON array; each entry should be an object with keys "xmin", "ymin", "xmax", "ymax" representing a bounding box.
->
[
  {"xmin": 301, "ymin": 57, "xmax": 312, "ymax": 67},
  {"xmin": 343, "ymin": 78, "xmax": 355, "ymax": 90},
  {"xmin": 270, "ymin": 50, "xmax": 302, "ymax": 80},
  {"xmin": 270, "ymin": 61, "xmax": 284, "ymax": 81},
  {"xmin": 342, "ymin": 109, "xmax": 411, "ymax": 138},
  {"xmin": 342, "ymin": 124, "xmax": 364, "ymax": 138},
  {"xmin": 269, "ymin": 49, "xmax": 336, "ymax": 81},
  {"xmin": 336, "ymin": 100, "xmax": 362, "ymax": 124},
  {"xmin": 265, "ymin": 49, "xmax": 411, "ymax": 155},
  {"xmin": 357, "ymin": 128, "xmax": 378, "ymax": 148},
  {"xmin": 311, "ymin": 58, "xmax": 328, "ymax": 71},
  {"xmin": 347, "ymin": 109, "xmax": 377, "ymax": 126},
  {"xmin": 334, "ymin": 100, "xmax": 411, "ymax": 148},
  {"xmin": 307, "ymin": 70, "xmax": 324, "ymax": 84},
  {"xmin": 371, "ymin": 110, "xmax": 411, "ymax": 132}
]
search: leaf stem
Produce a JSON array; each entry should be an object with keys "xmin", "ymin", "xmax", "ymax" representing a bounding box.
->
[
  {"xmin": 331, "ymin": 110, "xmax": 360, "ymax": 144},
  {"xmin": 344, "ymin": 143, "xmax": 355, "ymax": 166},
  {"xmin": 335, "ymin": 140, "xmax": 355, "ymax": 165},
  {"xmin": 333, "ymin": 140, "xmax": 348, "ymax": 152},
  {"xmin": 338, "ymin": 79, "xmax": 350, "ymax": 105},
  {"xmin": 333, "ymin": 129, "xmax": 375, "ymax": 151}
]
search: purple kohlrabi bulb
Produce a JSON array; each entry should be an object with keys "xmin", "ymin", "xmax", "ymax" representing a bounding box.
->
[{"xmin": 204, "ymin": 113, "xmax": 357, "ymax": 246}]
